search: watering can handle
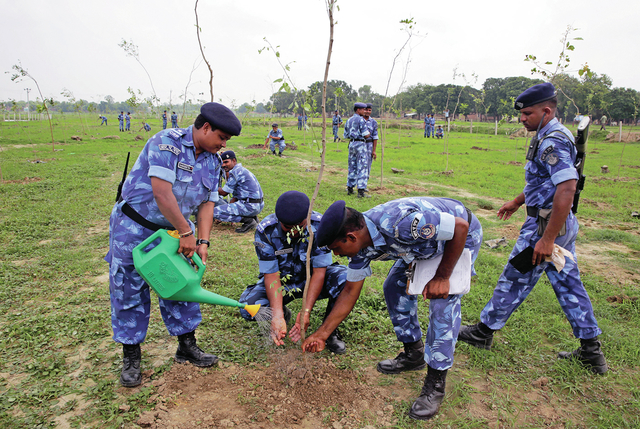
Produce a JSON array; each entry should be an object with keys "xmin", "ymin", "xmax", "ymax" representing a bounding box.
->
[{"xmin": 189, "ymin": 252, "xmax": 206, "ymax": 273}]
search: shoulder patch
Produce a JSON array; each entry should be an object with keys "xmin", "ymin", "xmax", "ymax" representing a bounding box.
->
[
  {"xmin": 253, "ymin": 241, "xmax": 266, "ymax": 249},
  {"xmin": 540, "ymin": 145, "xmax": 554, "ymax": 161},
  {"xmin": 158, "ymin": 144, "xmax": 181, "ymax": 156},
  {"xmin": 420, "ymin": 224, "xmax": 436, "ymax": 239},
  {"xmin": 410, "ymin": 217, "xmax": 421, "ymax": 239},
  {"xmin": 546, "ymin": 153, "xmax": 559, "ymax": 166},
  {"xmin": 311, "ymin": 212, "xmax": 322, "ymax": 222}
]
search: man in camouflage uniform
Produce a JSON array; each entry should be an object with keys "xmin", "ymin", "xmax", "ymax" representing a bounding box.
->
[
  {"xmin": 214, "ymin": 150, "xmax": 264, "ymax": 233},
  {"xmin": 363, "ymin": 103, "xmax": 378, "ymax": 189},
  {"xmin": 118, "ymin": 111, "xmax": 124, "ymax": 132},
  {"xmin": 171, "ymin": 111, "xmax": 179, "ymax": 128},
  {"xmin": 105, "ymin": 102, "xmax": 241, "ymax": 387},
  {"xmin": 332, "ymin": 110, "xmax": 342, "ymax": 142},
  {"xmin": 239, "ymin": 191, "xmax": 348, "ymax": 354},
  {"xmin": 458, "ymin": 82, "xmax": 607, "ymax": 375},
  {"xmin": 305, "ymin": 197, "xmax": 483, "ymax": 420},
  {"xmin": 162, "ymin": 110, "xmax": 168, "ymax": 130},
  {"xmin": 266, "ymin": 123, "xmax": 285, "ymax": 156},
  {"xmin": 344, "ymin": 102, "xmax": 371, "ymax": 198}
]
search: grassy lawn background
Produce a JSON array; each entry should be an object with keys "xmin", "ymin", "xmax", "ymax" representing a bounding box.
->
[{"xmin": 0, "ymin": 114, "xmax": 639, "ymax": 427}]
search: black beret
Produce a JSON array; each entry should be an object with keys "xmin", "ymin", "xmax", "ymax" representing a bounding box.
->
[
  {"xmin": 220, "ymin": 150, "xmax": 236, "ymax": 160},
  {"xmin": 316, "ymin": 200, "xmax": 347, "ymax": 247},
  {"xmin": 272, "ymin": 123, "xmax": 278, "ymax": 127},
  {"xmin": 200, "ymin": 102, "xmax": 242, "ymax": 136},
  {"xmin": 275, "ymin": 191, "xmax": 309, "ymax": 225},
  {"xmin": 365, "ymin": 103, "xmax": 373, "ymax": 109},
  {"xmin": 353, "ymin": 102, "xmax": 367, "ymax": 111},
  {"xmin": 514, "ymin": 83, "xmax": 557, "ymax": 110}
]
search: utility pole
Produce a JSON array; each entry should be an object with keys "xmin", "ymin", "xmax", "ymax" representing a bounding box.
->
[{"xmin": 24, "ymin": 87, "xmax": 31, "ymax": 120}]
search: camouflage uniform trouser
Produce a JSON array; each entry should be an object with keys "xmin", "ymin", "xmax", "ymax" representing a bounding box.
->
[
  {"xmin": 333, "ymin": 125, "xmax": 339, "ymax": 141},
  {"xmin": 384, "ymin": 215, "xmax": 483, "ymax": 371},
  {"xmin": 238, "ymin": 263, "xmax": 347, "ymax": 321},
  {"xmin": 105, "ymin": 204, "xmax": 202, "ymax": 344},
  {"xmin": 213, "ymin": 200, "xmax": 263, "ymax": 223},
  {"xmin": 347, "ymin": 140, "xmax": 368, "ymax": 190},
  {"xmin": 365, "ymin": 141, "xmax": 374, "ymax": 182},
  {"xmin": 480, "ymin": 214, "xmax": 602, "ymax": 339},
  {"xmin": 270, "ymin": 140, "xmax": 286, "ymax": 153},
  {"xmin": 119, "ymin": 121, "xmax": 124, "ymax": 132}
]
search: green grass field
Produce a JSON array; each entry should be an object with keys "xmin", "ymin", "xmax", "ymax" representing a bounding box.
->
[{"xmin": 0, "ymin": 114, "xmax": 639, "ymax": 428}]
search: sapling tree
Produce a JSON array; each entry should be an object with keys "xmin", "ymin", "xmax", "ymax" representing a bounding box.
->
[
  {"xmin": 118, "ymin": 39, "xmax": 159, "ymax": 110},
  {"xmin": 300, "ymin": 0, "xmax": 338, "ymax": 342},
  {"xmin": 194, "ymin": 0, "xmax": 214, "ymax": 102},
  {"xmin": 8, "ymin": 62, "xmax": 56, "ymax": 151}
]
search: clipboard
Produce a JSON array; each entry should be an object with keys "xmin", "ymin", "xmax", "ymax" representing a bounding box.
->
[{"xmin": 406, "ymin": 248, "xmax": 472, "ymax": 296}]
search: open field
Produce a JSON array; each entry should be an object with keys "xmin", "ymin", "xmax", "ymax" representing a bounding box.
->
[{"xmin": 0, "ymin": 115, "xmax": 639, "ymax": 428}]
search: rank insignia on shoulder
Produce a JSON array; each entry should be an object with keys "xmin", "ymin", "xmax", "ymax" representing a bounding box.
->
[
  {"xmin": 177, "ymin": 162, "xmax": 194, "ymax": 172},
  {"xmin": 168, "ymin": 129, "xmax": 183, "ymax": 139},
  {"xmin": 540, "ymin": 145, "xmax": 554, "ymax": 161},
  {"xmin": 159, "ymin": 144, "xmax": 181, "ymax": 156},
  {"xmin": 253, "ymin": 241, "xmax": 266, "ymax": 249}
]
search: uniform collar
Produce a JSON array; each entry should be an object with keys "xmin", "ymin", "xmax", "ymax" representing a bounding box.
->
[{"xmin": 363, "ymin": 214, "xmax": 386, "ymax": 249}]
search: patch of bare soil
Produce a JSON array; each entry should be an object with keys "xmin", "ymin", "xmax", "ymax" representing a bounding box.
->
[
  {"xmin": 606, "ymin": 131, "xmax": 640, "ymax": 143},
  {"xmin": 577, "ymin": 242, "xmax": 640, "ymax": 286},
  {"xmin": 139, "ymin": 351, "xmax": 403, "ymax": 429},
  {"xmin": 1, "ymin": 176, "xmax": 42, "ymax": 184}
]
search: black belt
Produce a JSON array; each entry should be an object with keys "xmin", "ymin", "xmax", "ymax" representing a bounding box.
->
[
  {"xmin": 243, "ymin": 198, "xmax": 263, "ymax": 204},
  {"xmin": 465, "ymin": 207, "xmax": 473, "ymax": 224},
  {"xmin": 351, "ymin": 138, "xmax": 365, "ymax": 142},
  {"xmin": 527, "ymin": 206, "xmax": 542, "ymax": 218},
  {"xmin": 121, "ymin": 202, "xmax": 169, "ymax": 231}
]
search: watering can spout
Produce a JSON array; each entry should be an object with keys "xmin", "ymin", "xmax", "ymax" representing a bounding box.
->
[{"xmin": 243, "ymin": 304, "xmax": 261, "ymax": 318}]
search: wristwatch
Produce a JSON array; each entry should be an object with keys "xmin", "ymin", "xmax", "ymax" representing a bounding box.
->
[{"xmin": 196, "ymin": 239, "xmax": 210, "ymax": 247}]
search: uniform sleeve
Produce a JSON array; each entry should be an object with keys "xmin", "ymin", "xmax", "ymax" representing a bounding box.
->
[
  {"xmin": 359, "ymin": 118, "xmax": 371, "ymax": 138},
  {"xmin": 346, "ymin": 255, "xmax": 372, "ymax": 281},
  {"xmin": 254, "ymin": 229, "xmax": 279, "ymax": 274},
  {"xmin": 222, "ymin": 169, "xmax": 238, "ymax": 194},
  {"xmin": 539, "ymin": 136, "xmax": 579, "ymax": 185},
  {"xmin": 147, "ymin": 134, "xmax": 180, "ymax": 183},
  {"xmin": 372, "ymin": 121, "xmax": 379, "ymax": 140},
  {"xmin": 310, "ymin": 246, "xmax": 333, "ymax": 268}
]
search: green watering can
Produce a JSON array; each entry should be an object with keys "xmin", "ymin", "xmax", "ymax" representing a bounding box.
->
[{"xmin": 132, "ymin": 229, "xmax": 261, "ymax": 318}]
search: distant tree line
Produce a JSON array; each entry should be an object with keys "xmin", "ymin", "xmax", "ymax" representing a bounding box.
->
[
  {"xmin": 261, "ymin": 75, "xmax": 640, "ymax": 124},
  {"xmin": 3, "ymin": 74, "xmax": 638, "ymax": 123}
]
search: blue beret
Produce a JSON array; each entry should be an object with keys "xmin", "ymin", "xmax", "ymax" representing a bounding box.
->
[
  {"xmin": 275, "ymin": 191, "xmax": 310, "ymax": 225},
  {"xmin": 316, "ymin": 200, "xmax": 347, "ymax": 247},
  {"xmin": 365, "ymin": 103, "xmax": 373, "ymax": 109},
  {"xmin": 353, "ymin": 102, "xmax": 367, "ymax": 111},
  {"xmin": 272, "ymin": 123, "xmax": 278, "ymax": 127},
  {"xmin": 200, "ymin": 102, "xmax": 242, "ymax": 136},
  {"xmin": 514, "ymin": 83, "xmax": 557, "ymax": 110},
  {"xmin": 220, "ymin": 150, "xmax": 236, "ymax": 160}
]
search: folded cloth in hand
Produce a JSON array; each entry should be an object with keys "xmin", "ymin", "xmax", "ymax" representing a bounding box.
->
[{"xmin": 544, "ymin": 244, "xmax": 575, "ymax": 271}]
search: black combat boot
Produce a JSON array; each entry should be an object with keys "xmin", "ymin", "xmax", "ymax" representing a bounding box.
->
[
  {"xmin": 272, "ymin": 150, "xmax": 276, "ymax": 155},
  {"xmin": 347, "ymin": 186, "xmax": 354, "ymax": 195},
  {"xmin": 457, "ymin": 322, "xmax": 494, "ymax": 350},
  {"xmin": 377, "ymin": 339, "xmax": 426, "ymax": 374},
  {"xmin": 323, "ymin": 298, "xmax": 346, "ymax": 354},
  {"xmin": 175, "ymin": 331, "xmax": 219, "ymax": 367},
  {"xmin": 409, "ymin": 366, "xmax": 447, "ymax": 420},
  {"xmin": 357, "ymin": 188, "xmax": 370, "ymax": 198},
  {"xmin": 235, "ymin": 216, "xmax": 258, "ymax": 233},
  {"xmin": 278, "ymin": 151, "xmax": 283, "ymax": 157},
  {"xmin": 120, "ymin": 344, "xmax": 142, "ymax": 387},
  {"xmin": 558, "ymin": 337, "xmax": 608, "ymax": 374}
]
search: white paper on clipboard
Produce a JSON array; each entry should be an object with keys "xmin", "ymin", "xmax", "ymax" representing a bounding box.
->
[{"xmin": 406, "ymin": 248, "xmax": 472, "ymax": 296}]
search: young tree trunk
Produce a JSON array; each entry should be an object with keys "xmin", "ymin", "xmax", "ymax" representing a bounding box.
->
[{"xmin": 301, "ymin": 0, "xmax": 335, "ymax": 342}]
